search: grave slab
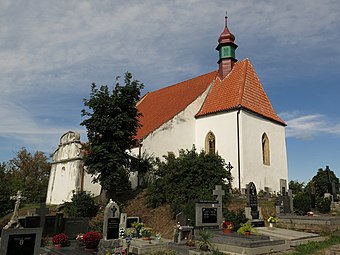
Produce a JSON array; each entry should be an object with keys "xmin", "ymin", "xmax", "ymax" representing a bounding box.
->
[
  {"xmin": 128, "ymin": 238, "xmax": 172, "ymax": 255},
  {"xmin": 256, "ymin": 227, "xmax": 325, "ymax": 246}
]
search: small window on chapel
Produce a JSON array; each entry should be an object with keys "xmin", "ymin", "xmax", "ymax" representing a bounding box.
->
[
  {"xmin": 262, "ymin": 133, "xmax": 270, "ymax": 165},
  {"xmin": 205, "ymin": 131, "xmax": 216, "ymax": 154}
]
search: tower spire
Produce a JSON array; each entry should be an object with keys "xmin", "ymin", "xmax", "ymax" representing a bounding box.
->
[{"xmin": 216, "ymin": 13, "xmax": 238, "ymax": 79}]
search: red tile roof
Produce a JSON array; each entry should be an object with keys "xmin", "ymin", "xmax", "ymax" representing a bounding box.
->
[
  {"xmin": 196, "ymin": 59, "xmax": 285, "ymax": 125},
  {"xmin": 136, "ymin": 71, "xmax": 217, "ymax": 140},
  {"xmin": 136, "ymin": 59, "xmax": 285, "ymax": 140}
]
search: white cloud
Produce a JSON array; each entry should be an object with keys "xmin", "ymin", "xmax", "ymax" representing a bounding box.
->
[{"xmin": 281, "ymin": 112, "xmax": 340, "ymax": 140}]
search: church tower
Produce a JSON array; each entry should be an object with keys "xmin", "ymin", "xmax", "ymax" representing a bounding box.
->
[{"xmin": 216, "ymin": 13, "xmax": 238, "ymax": 79}]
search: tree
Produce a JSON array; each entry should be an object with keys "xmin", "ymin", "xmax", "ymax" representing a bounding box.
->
[
  {"xmin": 81, "ymin": 72, "xmax": 144, "ymax": 200},
  {"xmin": 7, "ymin": 148, "xmax": 50, "ymax": 203},
  {"xmin": 64, "ymin": 191, "xmax": 99, "ymax": 218},
  {"xmin": 305, "ymin": 167, "xmax": 340, "ymax": 198},
  {"xmin": 289, "ymin": 180, "xmax": 304, "ymax": 194},
  {"xmin": 146, "ymin": 147, "xmax": 232, "ymax": 215},
  {"xmin": 0, "ymin": 162, "xmax": 13, "ymax": 216}
]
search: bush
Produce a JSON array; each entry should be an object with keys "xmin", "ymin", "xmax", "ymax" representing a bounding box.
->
[
  {"xmin": 89, "ymin": 211, "xmax": 104, "ymax": 232},
  {"xmin": 316, "ymin": 197, "xmax": 331, "ymax": 214},
  {"xmin": 64, "ymin": 191, "xmax": 99, "ymax": 218},
  {"xmin": 293, "ymin": 192, "xmax": 311, "ymax": 215},
  {"xmin": 223, "ymin": 209, "xmax": 247, "ymax": 231}
]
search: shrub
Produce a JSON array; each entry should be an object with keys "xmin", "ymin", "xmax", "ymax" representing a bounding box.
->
[
  {"xmin": 316, "ymin": 197, "xmax": 331, "ymax": 214},
  {"xmin": 89, "ymin": 210, "xmax": 104, "ymax": 232},
  {"xmin": 223, "ymin": 209, "xmax": 247, "ymax": 230},
  {"xmin": 293, "ymin": 192, "xmax": 311, "ymax": 215},
  {"xmin": 64, "ymin": 191, "xmax": 99, "ymax": 218}
]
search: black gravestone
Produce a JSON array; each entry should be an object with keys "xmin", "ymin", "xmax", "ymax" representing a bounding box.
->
[
  {"xmin": 247, "ymin": 182, "xmax": 259, "ymax": 219},
  {"xmin": 202, "ymin": 208, "xmax": 217, "ymax": 224},
  {"xmin": 126, "ymin": 217, "xmax": 140, "ymax": 228},
  {"xmin": 7, "ymin": 233, "xmax": 36, "ymax": 255},
  {"xmin": 25, "ymin": 216, "xmax": 40, "ymax": 228},
  {"xmin": 107, "ymin": 218, "xmax": 120, "ymax": 239}
]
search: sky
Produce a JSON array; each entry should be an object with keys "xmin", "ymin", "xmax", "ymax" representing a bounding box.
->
[{"xmin": 0, "ymin": 0, "xmax": 339, "ymax": 184}]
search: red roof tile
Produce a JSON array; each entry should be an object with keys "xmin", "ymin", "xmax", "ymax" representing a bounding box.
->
[
  {"xmin": 136, "ymin": 71, "xmax": 217, "ymax": 140},
  {"xmin": 196, "ymin": 59, "xmax": 285, "ymax": 125}
]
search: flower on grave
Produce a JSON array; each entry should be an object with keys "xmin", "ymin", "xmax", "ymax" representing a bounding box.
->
[
  {"xmin": 82, "ymin": 231, "xmax": 102, "ymax": 249},
  {"xmin": 221, "ymin": 221, "xmax": 234, "ymax": 230},
  {"xmin": 267, "ymin": 216, "xmax": 278, "ymax": 223},
  {"xmin": 119, "ymin": 228, "xmax": 126, "ymax": 239},
  {"xmin": 52, "ymin": 233, "xmax": 69, "ymax": 246},
  {"xmin": 140, "ymin": 227, "xmax": 153, "ymax": 238},
  {"xmin": 76, "ymin": 233, "xmax": 84, "ymax": 242},
  {"xmin": 155, "ymin": 232, "xmax": 162, "ymax": 240}
]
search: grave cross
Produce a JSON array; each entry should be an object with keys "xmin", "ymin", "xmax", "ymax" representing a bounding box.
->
[
  {"xmin": 213, "ymin": 185, "xmax": 225, "ymax": 205},
  {"xmin": 36, "ymin": 203, "xmax": 49, "ymax": 231},
  {"xmin": 4, "ymin": 190, "xmax": 27, "ymax": 229}
]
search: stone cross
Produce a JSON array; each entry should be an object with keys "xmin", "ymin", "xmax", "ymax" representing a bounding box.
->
[
  {"xmin": 36, "ymin": 203, "xmax": 49, "ymax": 232},
  {"xmin": 4, "ymin": 190, "xmax": 27, "ymax": 229},
  {"xmin": 213, "ymin": 185, "xmax": 225, "ymax": 205}
]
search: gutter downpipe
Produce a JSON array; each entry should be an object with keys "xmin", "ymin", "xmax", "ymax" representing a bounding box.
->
[{"xmin": 237, "ymin": 107, "xmax": 241, "ymax": 191}]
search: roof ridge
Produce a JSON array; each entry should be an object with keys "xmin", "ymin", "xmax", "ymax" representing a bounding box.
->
[{"xmin": 149, "ymin": 70, "xmax": 217, "ymax": 94}]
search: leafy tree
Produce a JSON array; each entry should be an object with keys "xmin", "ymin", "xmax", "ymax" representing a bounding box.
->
[
  {"xmin": 64, "ymin": 191, "xmax": 99, "ymax": 218},
  {"xmin": 305, "ymin": 167, "xmax": 339, "ymax": 198},
  {"xmin": 289, "ymin": 180, "xmax": 305, "ymax": 194},
  {"xmin": 81, "ymin": 72, "xmax": 144, "ymax": 199},
  {"xmin": 293, "ymin": 192, "xmax": 311, "ymax": 215},
  {"xmin": 7, "ymin": 148, "xmax": 50, "ymax": 203},
  {"xmin": 0, "ymin": 162, "xmax": 13, "ymax": 216},
  {"xmin": 146, "ymin": 147, "xmax": 232, "ymax": 215}
]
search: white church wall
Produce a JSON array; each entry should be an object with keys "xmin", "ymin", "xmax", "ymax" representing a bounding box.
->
[
  {"xmin": 195, "ymin": 111, "xmax": 239, "ymax": 189},
  {"xmin": 240, "ymin": 111, "xmax": 288, "ymax": 193},
  {"xmin": 82, "ymin": 169, "xmax": 101, "ymax": 197},
  {"xmin": 131, "ymin": 87, "xmax": 211, "ymax": 159}
]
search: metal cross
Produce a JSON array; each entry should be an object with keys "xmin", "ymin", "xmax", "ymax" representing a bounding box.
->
[{"xmin": 226, "ymin": 162, "xmax": 233, "ymax": 173}]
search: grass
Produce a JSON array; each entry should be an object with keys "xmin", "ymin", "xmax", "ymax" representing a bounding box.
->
[{"xmin": 288, "ymin": 235, "xmax": 340, "ymax": 255}]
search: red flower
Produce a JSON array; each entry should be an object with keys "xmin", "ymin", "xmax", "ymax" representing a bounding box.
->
[
  {"xmin": 52, "ymin": 233, "xmax": 69, "ymax": 245},
  {"xmin": 221, "ymin": 221, "xmax": 234, "ymax": 230},
  {"xmin": 83, "ymin": 231, "xmax": 102, "ymax": 249}
]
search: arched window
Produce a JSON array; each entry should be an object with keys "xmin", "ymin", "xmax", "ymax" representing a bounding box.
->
[
  {"xmin": 205, "ymin": 131, "xmax": 216, "ymax": 154},
  {"xmin": 262, "ymin": 133, "xmax": 270, "ymax": 165}
]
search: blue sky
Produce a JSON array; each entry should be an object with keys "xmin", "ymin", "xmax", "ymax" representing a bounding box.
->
[{"xmin": 0, "ymin": 0, "xmax": 339, "ymax": 184}]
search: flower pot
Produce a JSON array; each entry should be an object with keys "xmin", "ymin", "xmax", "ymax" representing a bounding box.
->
[
  {"xmin": 269, "ymin": 223, "xmax": 274, "ymax": 228},
  {"xmin": 142, "ymin": 237, "xmax": 151, "ymax": 240},
  {"xmin": 244, "ymin": 231, "xmax": 251, "ymax": 235},
  {"xmin": 54, "ymin": 244, "xmax": 62, "ymax": 249},
  {"xmin": 223, "ymin": 228, "xmax": 232, "ymax": 234}
]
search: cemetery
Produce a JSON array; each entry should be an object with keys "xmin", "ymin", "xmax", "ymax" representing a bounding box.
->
[{"xmin": 2, "ymin": 181, "xmax": 340, "ymax": 255}]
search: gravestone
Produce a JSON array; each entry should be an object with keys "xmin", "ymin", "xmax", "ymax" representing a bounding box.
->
[
  {"xmin": 275, "ymin": 189, "xmax": 293, "ymax": 214},
  {"xmin": 103, "ymin": 199, "xmax": 121, "ymax": 240},
  {"xmin": 245, "ymin": 182, "xmax": 264, "ymax": 227},
  {"xmin": 120, "ymin": 213, "xmax": 127, "ymax": 230},
  {"xmin": 126, "ymin": 217, "xmax": 140, "ymax": 228},
  {"xmin": 64, "ymin": 217, "xmax": 89, "ymax": 239},
  {"xmin": 0, "ymin": 228, "xmax": 42, "ymax": 255},
  {"xmin": 24, "ymin": 216, "xmax": 40, "ymax": 228},
  {"xmin": 195, "ymin": 185, "xmax": 225, "ymax": 229}
]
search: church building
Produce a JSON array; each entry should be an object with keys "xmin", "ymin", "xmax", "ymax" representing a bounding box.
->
[
  {"xmin": 46, "ymin": 15, "xmax": 289, "ymax": 204},
  {"xmin": 131, "ymin": 15, "xmax": 288, "ymax": 193}
]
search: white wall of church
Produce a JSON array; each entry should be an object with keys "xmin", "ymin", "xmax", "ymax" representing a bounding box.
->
[
  {"xmin": 239, "ymin": 111, "xmax": 288, "ymax": 193},
  {"xmin": 195, "ymin": 111, "xmax": 239, "ymax": 189}
]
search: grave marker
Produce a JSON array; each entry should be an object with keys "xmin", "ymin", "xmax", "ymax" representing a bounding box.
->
[
  {"xmin": 103, "ymin": 199, "xmax": 121, "ymax": 240},
  {"xmin": 245, "ymin": 182, "xmax": 264, "ymax": 227},
  {"xmin": 0, "ymin": 228, "xmax": 42, "ymax": 255},
  {"xmin": 4, "ymin": 190, "xmax": 26, "ymax": 229}
]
